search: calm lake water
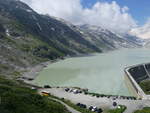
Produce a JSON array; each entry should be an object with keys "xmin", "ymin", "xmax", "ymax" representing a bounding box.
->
[{"xmin": 33, "ymin": 48, "xmax": 150, "ymax": 96}]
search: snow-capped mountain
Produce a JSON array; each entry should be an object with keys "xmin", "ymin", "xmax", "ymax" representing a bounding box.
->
[
  {"xmin": 53, "ymin": 17, "xmax": 142, "ymax": 51},
  {"xmin": 76, "ymin": 24, "xmax": 142, "ymax": 51},
  {"xmin": 130, "ymin": 21, "xmax": 150, "ymax": 39}
]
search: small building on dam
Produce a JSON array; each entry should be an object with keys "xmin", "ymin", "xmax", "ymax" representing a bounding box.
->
[{"xmin": 124, "ymin": 63, "xmax": 150, "ymax": 100}]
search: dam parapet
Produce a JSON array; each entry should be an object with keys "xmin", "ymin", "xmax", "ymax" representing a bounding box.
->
[{"xmin": 124, "ymin": 63, "xmax": 150, "ymax": 100}]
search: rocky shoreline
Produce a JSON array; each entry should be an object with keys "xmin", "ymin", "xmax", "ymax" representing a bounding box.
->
[{"xmin": 19, "ymin": 59, "xmax": 61, "ymax": 84}]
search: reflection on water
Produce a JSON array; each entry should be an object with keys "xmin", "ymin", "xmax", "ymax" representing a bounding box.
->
[{"xmin": 33, "ymin": 48, "xmax": 150, "ymax": 96}]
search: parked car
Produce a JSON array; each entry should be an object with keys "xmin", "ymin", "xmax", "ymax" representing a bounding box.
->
[
  {"xmin": 113, "ymin": 102, "xmax": 117, "ymax": 107},
  {"xmin": 89, "ymin": 106, "xmax": 93, "ymax": 110},
  {"xmin": 89, "ymin": 106, "xmax": 103, "ymax": 113},
  {"xmin": 65, "ymin": 88, "xmax": 70, "ymax": 92},
  {"xmin": 73, "ymin": 89, "xmax": 78, "ymax": 94},
  {"xmin": 97, "ymin": 108, "xmax": 103, "ymax": 113},
  {"xmin": 76, "ymin": 103, "xmax": 86, "ymax": 108},
  {"xmin": 41, "ymin": 91, "xmax": 50, "ymax": 96},
  {"xmin": 78, "ymin": 90, "xmax": 82, "ymax": 93},
  {"xmin": 112, "ymin": 97, "xmax": 116, "ymax": 100},
  {"xmin": 91, "ymin": 106, "xmax": 98, "ymax": 112},
  {"xmin": 76, "ymin": 103, "xmax": 81, "ymax": 106},
  {"xmin": 80, "ymin": 104, "xmax": 87, "ymax": 108},
  {"xmin": 44, "ymin": 85, "xmax": 51, "ymax": 88}
]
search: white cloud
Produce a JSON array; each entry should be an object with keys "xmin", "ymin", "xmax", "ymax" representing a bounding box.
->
[
  {"xmin": 21, "ymin": 0, "xmax": 137, "ymax": 34},
  {"xmin": 130, "ymin": 18, "xmax": 150, "ymax": 39}
]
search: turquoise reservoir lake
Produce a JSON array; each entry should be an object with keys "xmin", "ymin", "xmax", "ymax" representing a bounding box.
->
[{"xmin": 33, "ymin": 48, "xmax": 150, "ymax": 96}]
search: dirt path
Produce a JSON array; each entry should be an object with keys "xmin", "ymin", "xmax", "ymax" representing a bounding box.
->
[{"xmin": 49, "ymin": 97, "xmax": 81, "ymax": 113}]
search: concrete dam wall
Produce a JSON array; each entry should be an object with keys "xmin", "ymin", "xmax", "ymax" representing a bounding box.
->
[{"xmin": 124, "ymin": 63, "xmax": 150, "ymax": 100}]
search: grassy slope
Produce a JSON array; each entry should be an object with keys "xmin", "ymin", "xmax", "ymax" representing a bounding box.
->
[
  {"xmin": 108, "ymin": 105, "xmax": 127, "ymax": 113},
  {"xmin": 134, "ymin": 107, "xmax": 150, "ymax": 113},
  {"xmin": 0, "ymin": 77, "xmax": 69, "ymax": 113},
  {"xmin": 139, "ymin": 80, "xmax": 150, "ymax": 95},
  {"xmin": 0, "ymin": 16, "xmax": 64, "ymax": 77}
]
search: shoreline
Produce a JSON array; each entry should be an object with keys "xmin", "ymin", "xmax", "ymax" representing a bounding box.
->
[
  {"xmin": 19, "ymin": 59, "xmax": 60, "ymax": 84},
  {"xmin": 19, "ymin": 49, "xmax": 137, "ymax": 91},
  {"xmin": 19, "ymin": 48, "xmax": 119, "ymax": 84},
  {"xmin": 19, "ymin": 48, "xmax": 143, "ymax": 90},
  {"xmin": 19, "ymin": 52, "xmax": 98, "ymax": 84},
  {"xmin": 18, "ymin": 62, "xmax": 48, "ymax": 84}
]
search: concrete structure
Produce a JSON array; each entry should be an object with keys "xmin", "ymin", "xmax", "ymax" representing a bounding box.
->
[{"xmin": 124, "ymin": 63, "xmax": 150, "ymax": 100}]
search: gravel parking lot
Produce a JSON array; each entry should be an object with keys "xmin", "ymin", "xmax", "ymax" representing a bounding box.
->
[{"xmin": 39, "ymin": 88, "xmax": 150, "ymax": 113}]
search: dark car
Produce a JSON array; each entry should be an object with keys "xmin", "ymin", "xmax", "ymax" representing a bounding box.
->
[
  {"xmin": 113, "ymin": 102, "xmax": 117, "ymax": 107},
  {"xmin": 76, "ymin": 103, "xmax": 81, "ymax": 106},
  {"xmin": 97, "ymin": 108, "xmax": 103, "ymax": 113},
  {"xmin": 78, "ymin": 90, "xmax": 82, "ymax": 93},
  {"xmin": 89, "ymin": 106, "xmax": 93, "ymax": 110},
  {"xmin": 80, "ymin": 104, "xmax": 87, "ymax": 108},
  {"xmin": 65, "ymin": 88, "xmax": 70, "ymax": 92},
  {"xmin": 44, "ymin": 85, "xmax": 51, "ymax": 88},
  {"xmin": 76, "ymin": 103, "xmax": 87, "ymax": 108}
]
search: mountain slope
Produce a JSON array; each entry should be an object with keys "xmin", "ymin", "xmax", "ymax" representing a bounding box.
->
[
  {"xmin": 0, "ymin": 0, "xmax": 101, "ymax": 54},
  {"xmin": 54, "ymin": 19, "xmax": 141, "ymax": 51},
  {"xmin": 0, "ymin": 0, "xmax": 101, "ymax": 77},
  {"xmin": 0, "ymin": 0, "xmax": 142, "ymax": 78},
  {"xmin": 77, "ymin": 25, "xmax": 141, "ymax": 51}
]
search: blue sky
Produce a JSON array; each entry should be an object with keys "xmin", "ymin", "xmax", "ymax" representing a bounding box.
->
[
  {"xmin": 22, "ymin": 0, "xmax": 150, "ymax": 36},
  {"xmin": 81, "ymin": 0, "xmax": 150, "ymax": 25}
]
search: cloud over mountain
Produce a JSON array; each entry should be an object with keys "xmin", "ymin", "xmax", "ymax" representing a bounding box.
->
[
  {"xmin": 130, "ymin": 19, "xmax": 150, "ymax": 39},
  {"xmin": 21, "ymin": 0, "xmax": 137, "ymax": 34}
]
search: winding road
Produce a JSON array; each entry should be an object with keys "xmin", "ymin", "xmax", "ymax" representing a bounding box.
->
[{"xmin": 49, "ymin": 97, "xmax": 81, "ymax": 113}]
